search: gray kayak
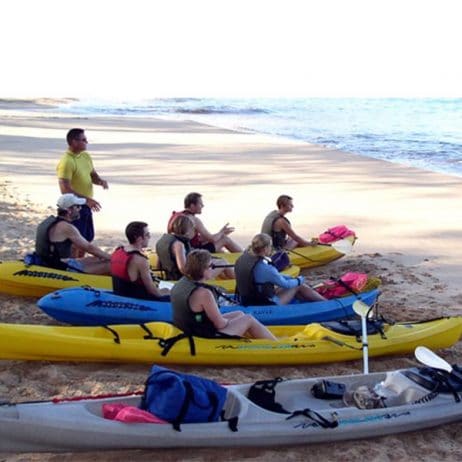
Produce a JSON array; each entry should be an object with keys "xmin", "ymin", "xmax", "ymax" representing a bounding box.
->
[{"xmin": 1, "ymin": 353, "xmax": 462, "ymax": 452}]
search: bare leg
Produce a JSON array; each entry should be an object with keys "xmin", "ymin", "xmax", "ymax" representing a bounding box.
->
[
  {"xmin": 223, "ymin": 311, "xmax": 244, "ymax": 320},
  {"xmin": 220, "ymin": 314, "xmax": 277, "ymax": 341},
  {"xmin": 296, "ymin": 284, "xmax": 327, "ymax": 302},
  {"xmin": 210, "ymin": 257, "xmax": 235, "ymax": 280},
  {"xmin": 276, "ymin": 286, "xmax": 299, "ymax": 305},
  {"xmin": 214, "ymin": 236, "xmax": 243, "ymax": 253},
  {"xmin": 80, "ymin": 257, "xmax": 110, "ymax": 275},
  {"xmin": 276, "ymin": 284, "xmax": 326, "ymax": 304}
]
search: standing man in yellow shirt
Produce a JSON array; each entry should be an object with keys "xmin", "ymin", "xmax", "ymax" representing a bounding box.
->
[{"xmin": 57, "ymin": 128, "xmax": 109, "ymax": 257}]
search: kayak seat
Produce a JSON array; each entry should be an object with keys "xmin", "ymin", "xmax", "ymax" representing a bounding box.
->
[
  {"xmin": 321, "ymin": 319, "xmax": 385, "ymax": 336},
  {"xmin": 403, "ymin": 367, "xmax": 462, "ymax": 393}
]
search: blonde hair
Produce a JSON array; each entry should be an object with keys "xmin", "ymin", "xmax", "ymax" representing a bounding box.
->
[
  {"xmin": 171, "ymin": 214, "xmax": 194, "ymax": 237},
  {"xmin": 184, "ymin": 249, "xmax": 211, "ymax": 280},
  {"xmin": 250, "ymin": 233, "xmax": 272, "ymax": 255}
]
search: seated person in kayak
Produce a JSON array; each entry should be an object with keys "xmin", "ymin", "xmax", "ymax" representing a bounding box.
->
[
  {"xmin": 171, "ymin": 249, "xmax": 276, "ymax": 340},
  {"xmin": 235, "ymin": 233, "xmax": 326, "ymax": 306},
  {"xmin": 34, "ymin": 193, "xmax": 110, "ymax": 274},
  {"xmin": 261, "ymin": 195, "xmax": 318, "ymax": 250},
  {"xmin": 167, "ymin": 192, "xmax": 242, "ymax": 253},
  {"xmin": 111, "ymin": 221, "xmax": 170, "ymax": 300},
  {"xmin": 157, "ymin": 214, "xmax": 234, "ymax": 280}
]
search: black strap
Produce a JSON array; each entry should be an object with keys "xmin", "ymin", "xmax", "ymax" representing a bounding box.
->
[
  {"xmin": 159, "ymin": 332, "xmax": 196, "ymax": 357},
  {"xmin": 197, "ymin": 281, "xmax": 238, "ymax": 306},
  {"xmin": 286, "ymin": 408, "xmax": 338, "ymax": 429},
  {"xmin": 171, "ymin": 380, "xmax": 194, "ymax": 431},
  {"xmin": 102, "ymin": 325, "xmax": 121, "ymax": 344},
  {"xmin": 331, "ymin": 277, "xmax": 359, "ymax": 296},
  {"xmin": 247, "ymin": 377, "xmax": 290, "ymax": 414}
]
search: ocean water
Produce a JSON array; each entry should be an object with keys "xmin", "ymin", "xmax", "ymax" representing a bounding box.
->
[{"xmin": 59, "ymin": 98, "xmax": 462, "ymax": 177}]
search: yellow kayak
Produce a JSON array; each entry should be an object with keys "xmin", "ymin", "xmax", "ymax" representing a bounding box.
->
[
  {"xmin": 0, "ymin": 316, "xmax": 460, "ymax": 365},
  {"xmin": 0, "ymin": 260, "xmax": 300, "ymax": 298},
  {"xmin": 149, "ymin": 236, "xmax": 356, "ymax": 270}
]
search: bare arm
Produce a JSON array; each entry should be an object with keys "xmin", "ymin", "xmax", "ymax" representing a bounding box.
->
[
  {"xmin": 171, "ymin": 240, "xmax": 187, "ymax": 275},
  {"xmin": 189, "ymin": 287, "xmax": 227, "ymax": 329},
  {"xmin": 277, "ymin": 218, "xmax": 312, "ymax": 247},
  {"xmin": 63, "ymin": 224, "xmax": 111, "ymax": 260},
  {"xmin": 194, "ymin": 217, "xmax": 235, "ymax": 243},
  {"xmin": 58, "ymin": 178, "xmax": 102, "ymax": 212},
  {"xmin": 90, "ymin": 169, "xmax": 109, "ymax": 189},
  {"xmin": 134, "ymin": 257, "xmax": 170, "ymax": 297}
]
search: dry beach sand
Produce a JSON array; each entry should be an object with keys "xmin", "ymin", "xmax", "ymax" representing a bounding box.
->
[{"xmin": 0, "ymin": 99, "xmax": 462, "ymax": 461}]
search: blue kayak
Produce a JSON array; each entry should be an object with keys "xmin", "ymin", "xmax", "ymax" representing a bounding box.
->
[{"xmin": 37, "ymin": 286, "xmax": 380, "ymax": 326}]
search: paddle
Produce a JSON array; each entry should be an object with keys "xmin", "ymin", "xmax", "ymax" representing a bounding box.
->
[
  {"xmin": 319, "ymin": 238, "xmax": 353, "ymax": 255},
  {"xmin": 353, "ymin": 300, "xmax": 371, "ymax": 374},
  {"xmin": 415, "ymin": 346, "xmax": 452, "ymax": 373}
]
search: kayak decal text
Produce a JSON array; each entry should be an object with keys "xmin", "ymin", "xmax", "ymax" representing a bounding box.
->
[{"xmin": 13, "ymin": 269, "xmax": 79, "ymax": 282}]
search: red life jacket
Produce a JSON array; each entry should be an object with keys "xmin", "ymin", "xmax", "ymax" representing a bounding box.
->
[
  {"xmin": 315, "ymin": 272, "xmax": 368, "ymax": 299},
  {"xmin": 167, "ymin": 210, "xmax": 202, "ymax": 247},
  {"xmin": 110, "ymin": 246, "xmax": 145, "ymax": 285}
]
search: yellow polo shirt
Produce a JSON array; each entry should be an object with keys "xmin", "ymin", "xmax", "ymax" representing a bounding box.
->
[{"xmin": 56, "ymin": 150, "xmax": 94, "ymax": 198}]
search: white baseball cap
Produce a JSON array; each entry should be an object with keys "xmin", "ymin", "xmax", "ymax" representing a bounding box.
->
[{"xmin": 57, "ymin": 193, "xmax": 86, "ymax": 209}]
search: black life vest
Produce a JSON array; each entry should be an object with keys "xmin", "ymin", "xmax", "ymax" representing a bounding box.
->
[
  {"xmin": 35, "ymin": 216, "xmax": 71, "ymax": 270},
  {"xmin": 110, "ymin": 246, "xmax": 158, "ymax": 300},
  {"xmin": 261, "ymin": 210, "xmax": 290, "ymax": 250},
  {"xmin": 235, "ymin": 251, "xmax": 275, "ymax": 306},
  {"xmin": 155, "ymin": 234, "xmax": 191, "ymax": 280},
  {"xmin": 170, "ymin": 277, "xmax": 218, "ymax": 338}
]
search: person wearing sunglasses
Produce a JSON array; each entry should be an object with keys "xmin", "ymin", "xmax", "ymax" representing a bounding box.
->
[
  {"xmin": 34, "ymin": 193, "xmax": 111, "ymax": 274},
  {"xmin": 111, "ymin": 221, "xmax": 170, "ymax": 300},
  {"xmin": 57, "ymin": 128, "xmax": 109, "ymax": 258}
]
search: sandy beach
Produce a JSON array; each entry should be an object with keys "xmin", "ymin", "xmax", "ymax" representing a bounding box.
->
[{"xmin": 1, "ymin": 99, "xmax": 462, "ymax": 461}]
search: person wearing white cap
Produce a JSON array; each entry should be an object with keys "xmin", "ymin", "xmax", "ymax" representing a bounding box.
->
[{"xmin": 34, "ymin": 194, "xmax": 111, "ymax": 274}]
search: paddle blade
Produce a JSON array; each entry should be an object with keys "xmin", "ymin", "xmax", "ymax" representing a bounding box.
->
[
  {"xmin": 353, "ymin": 300, "xmax": 370, "ymax": 317},
  {"xmin": 330, "ymin": 239, "xmax": 353, "ymax": 255},
  {"xmin": 415, "ymin": 346, "xmax": 452, "ymax": 373}
]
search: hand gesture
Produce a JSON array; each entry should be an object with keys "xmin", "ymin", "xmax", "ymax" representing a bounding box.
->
[
  {"xmin": 221, "ymin": 222, "xmax": 235, "ymax": 235},
  {"xmin": 87, "ymin": 197, "xmax": 102, "ymax": 212}
]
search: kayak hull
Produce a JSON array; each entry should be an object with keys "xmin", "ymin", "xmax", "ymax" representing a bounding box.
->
[
  {"xmin": 1, "ymin": 364, "xmax": 461, "ymax": 452},
  {"xmin": 0, "ymin": 317, "xmax": 460, "ymax": 365},
  {"xmin": 149, "ymin": 236, "xmax": 356, "ymax": 270},
  {"xmin": 0, "ymin": 260, "xmax": 299, "ymax": 297},
  {"xmin": 37, "ymin": 287, "xmax": 381, "ymax": 326}
]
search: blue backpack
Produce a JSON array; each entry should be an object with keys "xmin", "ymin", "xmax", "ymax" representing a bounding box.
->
[
  {"xmin": 140, "ymin": 365, "xmax": 228, "ymax": 431},
  {"xmin": 271, "ymin": 251, "xmax": 290, "ymax": 271}
]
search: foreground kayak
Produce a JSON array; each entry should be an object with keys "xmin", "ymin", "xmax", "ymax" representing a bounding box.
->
[
  {"xmin": 0, "ymin": 316, "xmax": 460, "ymax": 365},
  {"xmin": 0, "ymin": 260, "xmax": 299, "ymax": 297},
  {"xmin": 1, "ymin": 354, "xmax": 462, "ymax": 452},
  {"xmin": 37, "ymin": 286, "xmax": 381, "ymax": 326},
  {"xmin": 149, "ymin": 236, "xmax": 356, "ymax": 270}
]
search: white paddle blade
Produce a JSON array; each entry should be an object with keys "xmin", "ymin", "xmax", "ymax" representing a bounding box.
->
[
  {"xmin": 330, "ymin": 239, "xmax": 353, "ymax": 255},
  {"xmin": 415, "ymin": 346, "xmax": 452, "ymax": 373},
  {"xmin": 353, "ymin": 300, "xmax": 370, "ymax": 317},
  {"xmin": 158, "ymin": 281, "xmax": 175, "ymax": 290}
]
